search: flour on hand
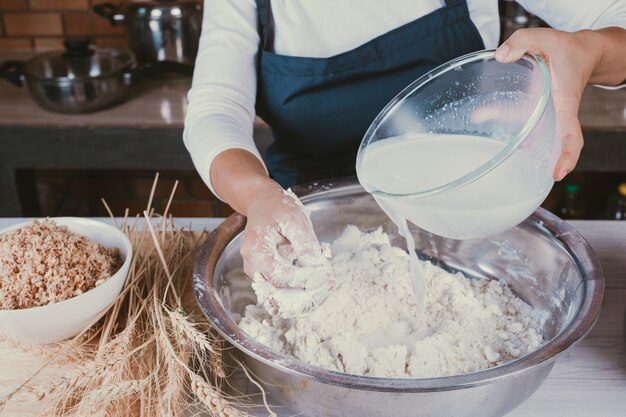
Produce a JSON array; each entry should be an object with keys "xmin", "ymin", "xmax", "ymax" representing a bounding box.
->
[{"xmin": 239, "ymin": 226, "xmax": 544, "ymax": 378}]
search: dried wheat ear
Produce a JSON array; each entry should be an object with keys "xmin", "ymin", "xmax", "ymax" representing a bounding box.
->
[{"xmin": 0, "ymin": 174, "xmax": 273, "ymax": 417}]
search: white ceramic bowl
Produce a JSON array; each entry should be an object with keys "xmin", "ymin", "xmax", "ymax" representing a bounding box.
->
[{"xmin": 0, "ymin": 217, "xmax": 132, "ymax": 344}]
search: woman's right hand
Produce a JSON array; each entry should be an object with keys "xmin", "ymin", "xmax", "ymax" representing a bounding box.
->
[
  {"xmin": 210, "ymin": 149, "xmax": 324, "ymax": 287},
  {"xmin": 240, "ymin": 182, "xmax": 323, "ymax": 286}
]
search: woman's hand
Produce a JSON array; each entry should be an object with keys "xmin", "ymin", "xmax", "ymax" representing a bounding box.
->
[
  {"xmin": 210, "ymin": 149, "xmax": 323, "ymax": 287},
  {"xmin": 495, "ymin": 27, "xmax": 626, "ymax": 181},
  {"xmin": 240, "ymin": 182, "xmax": 323, "ymax": 286}
]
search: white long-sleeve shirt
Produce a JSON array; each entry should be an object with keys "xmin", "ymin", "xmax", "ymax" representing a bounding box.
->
[{"xmin": 183, "ymin": 0, "xmax": 626, "ymax": 195}]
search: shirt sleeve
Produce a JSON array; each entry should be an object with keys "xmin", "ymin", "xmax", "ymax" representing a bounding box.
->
[
  {"xmin": 183, "ymin": 0, "xmax": 266, "ymax": 198},
  {"xmin": 516, "ymin": 0, "xmax": 626, "ymax": 89},
  {"xmin": 516, "ymin": 0, "xmax": 626, "ymax": 31}
]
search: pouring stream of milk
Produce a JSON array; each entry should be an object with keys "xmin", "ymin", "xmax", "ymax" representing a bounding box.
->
[
  {"xmin": 359, "ymin": 133, "xmax": 537, "ymax": 318},
  {"xmin": 378, "ymin": 201, "xmax": 427, "ymax": 317}
]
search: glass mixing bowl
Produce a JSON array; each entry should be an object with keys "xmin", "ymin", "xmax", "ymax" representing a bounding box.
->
[{"xmin": 356, "ymin": 50, "xmax": 558, "ymax": 239}]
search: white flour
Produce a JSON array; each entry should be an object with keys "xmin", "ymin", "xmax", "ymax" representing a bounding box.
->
[{"xmin": 239, "ymin": 226, "xmax": 543, "ymax": 378}]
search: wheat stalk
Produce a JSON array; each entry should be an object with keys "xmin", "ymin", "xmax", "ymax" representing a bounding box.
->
[
  {"xmin": 166, "ymin": 308, "xmax": 215, "ymax": 354},
  {"xmin": 0, "ymin": 174, "xmax": 264, "ymax": 417},
  {"xmin": 210, "ymin": 348, "xmax": 227, "ymax": 379},
  {"xmin": 190, "ymin": 373, "xmax": 248, "ymax": 417},
  {"xmin": 33, "ymin": 323, "xmax": 136, "ymax": 402},
  {"xmin": 81, "ymin": 377, "xmax": 150, "ymax": 407},
  {"xmin": 232, "ymin": 356, "xmax": 277, "ymax": 417},
  {"xmin": 160, "ymin": 354, "xmax": 185, "ymax": 416},
  {"xmin": 0, "ymin": 333, "xmax": 61, "ymax": 358}
]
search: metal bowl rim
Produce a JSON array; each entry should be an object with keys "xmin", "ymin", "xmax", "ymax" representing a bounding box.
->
[{"xmin": 193, "ymin": 178, "xmax": 604, "ymax": 392}]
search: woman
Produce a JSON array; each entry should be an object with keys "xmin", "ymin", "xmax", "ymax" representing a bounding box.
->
[{"xmin": 184, "ymin": 0, "xmax": 626, "ymax": 285}]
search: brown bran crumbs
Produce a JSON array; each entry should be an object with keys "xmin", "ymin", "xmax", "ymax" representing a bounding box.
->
[{"xmin": 0, "ymin": 219, "xmax": 122, "ymax": 310}]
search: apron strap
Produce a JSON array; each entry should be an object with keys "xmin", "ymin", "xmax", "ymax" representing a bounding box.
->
[
  {"xmin": 255, "ymin": 0, "xmax": 275, "ymax": 52},
  {"xmin": 444, "ymin": 0, "xmax": 464, "ymax": 5}
]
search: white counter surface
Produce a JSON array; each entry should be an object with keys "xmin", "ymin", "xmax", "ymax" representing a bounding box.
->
[{"xmin": 1, "ymin": 218, "xmax": 624, "ymax": 416}]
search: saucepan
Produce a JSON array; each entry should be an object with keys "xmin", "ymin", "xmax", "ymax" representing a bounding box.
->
[
  {"xmin": 93, "ymin": 0, "xmax": 202, "ymax": 67},
  {"xmin": 0, "ymin": 38, "xmax": 140, "ymax": 114}
]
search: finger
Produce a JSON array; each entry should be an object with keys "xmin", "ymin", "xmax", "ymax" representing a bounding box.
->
[
  {"xmin": 243, "ymin": 246, "xmax": 290, "ymax": 288},
  {"xmin": 279, "ymin": 214, "xmax": 321, "ymax": 262},
  {"xmin": 242, "ymin": 244, "xmax": 271, "ymax": 280},
  {"xmin": 277, "ymin": 192, "xmax": 322, "ymax": 260},
  {"xmin": 470, "ymin": 104, "xmax": 522, "ymax": 125},
  {"xmin": 553, "ymin": 123, "xmax": 583, "ymax": 181},
  {"xmin": 241, "ymin": 229, "xmax": 274, "ymax": 277},
  {"xmin": 496, "ymin": 28, "xmax": 550, "ymax": 63},
  {"xmin": 277, "ymin": 243, "xmax": 294, "ymax": 260},
  {"xmin": 242, "ymin": 229, "xmax": 293, "ymax": 287},
  {"xmin": 552, "ymin": 105, "xmax": 584, "ymax": 181}
]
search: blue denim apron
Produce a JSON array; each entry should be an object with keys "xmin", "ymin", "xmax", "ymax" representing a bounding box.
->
[{"xmin": 255, "ymin": 0, "xmax": 484, "ymax": 187}]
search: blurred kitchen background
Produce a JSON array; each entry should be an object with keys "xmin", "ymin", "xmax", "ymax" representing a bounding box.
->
[{"xmin": 0, "ymin": 0, "xmax": 624, "ymax": 220}]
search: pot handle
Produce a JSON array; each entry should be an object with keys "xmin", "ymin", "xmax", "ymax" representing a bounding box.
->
[
  {"xmin": 0, "ymin": 61, "xmax": 25, "ymax": 87},
  {"xmin": 93, "ymin": 3, "xmax": 125, "ymax": 26}
]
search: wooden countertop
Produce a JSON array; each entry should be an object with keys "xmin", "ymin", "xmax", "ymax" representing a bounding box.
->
[
  {"xmin": 0, "ymin": 217, "xmax": 624, "ymax": 416},
  {"xmin": 506, "ymin": 220, "xmax": 626, "ymax": 417},
  {"xmin": 0, "ymin": 52, "xmax": 623, "ymax": 131}
]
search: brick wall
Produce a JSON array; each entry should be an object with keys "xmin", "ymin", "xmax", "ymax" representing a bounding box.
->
[{"xmin": 0, "ymin": 0, "xmax": 127, "ymax": 52}]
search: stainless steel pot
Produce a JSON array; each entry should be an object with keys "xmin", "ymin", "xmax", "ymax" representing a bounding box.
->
[
  {"xmin": 93, "ymin": 0, "xmax": 202, "ymax": 66},
  {"xmin": 193, "ymin": 177, "xmax": 604, "ymax": 417},
  {"xmin": 0, "ymin": 39, "xmax": 138, "ymax": 114}
]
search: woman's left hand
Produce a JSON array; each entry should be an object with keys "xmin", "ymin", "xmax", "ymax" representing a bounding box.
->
[{"xmin": 495, "ymin": 28, "xmax": 603, "ymax": 181}]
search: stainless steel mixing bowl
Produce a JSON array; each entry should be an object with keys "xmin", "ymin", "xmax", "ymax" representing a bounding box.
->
[{"xmin": 193, "ymin": 178, "xmax": 604, "ymax": 417}]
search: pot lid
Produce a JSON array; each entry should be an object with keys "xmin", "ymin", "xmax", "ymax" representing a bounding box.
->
[
  {"xmin": 122, "ymin": 0, "xmax": 202, "ymax": 18},
  {"xmin": 24, "ymin": 38, "xmax": 136, "ymax": 82}
]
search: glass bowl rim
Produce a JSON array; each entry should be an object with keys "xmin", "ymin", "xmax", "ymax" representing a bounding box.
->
[{"xmin": 356, "ymin": 49, "xmax": 551, "ymax": 200}]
